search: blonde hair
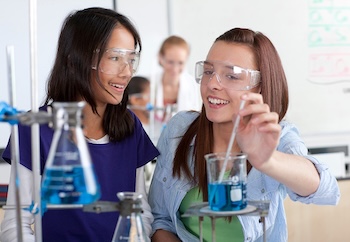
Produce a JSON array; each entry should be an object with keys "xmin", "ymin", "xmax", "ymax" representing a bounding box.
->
[{"xmin": 159, "ymin": 35, "xmax": 190, "ymax": 56}]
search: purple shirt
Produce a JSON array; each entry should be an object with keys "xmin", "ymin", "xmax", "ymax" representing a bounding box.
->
[{"xmin": 3, "ymin": 108, "xmax": 159, "ymax": 242}]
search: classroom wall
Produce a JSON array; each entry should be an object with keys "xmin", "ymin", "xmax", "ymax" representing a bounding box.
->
[
  {"xmin": 170, "ymin": 0, "xmax": 350, "ymax": 137},
  {"xmin": 170, "ymin": 0, "xmax": 350, "ymax": 168},
  {"xmin": 2, "ymin": 1, "xmax": 350, "ymax": 137},
  {"xmin": 1, "ymin": 0, "xmax": 350, "ymax": 178}
]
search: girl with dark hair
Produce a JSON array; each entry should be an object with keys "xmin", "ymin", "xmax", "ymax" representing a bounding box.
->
[
  {"xmin": 1, "ymin": 7, "xmax": 159, "ymax": 242},
  {"xmin": 127, "ymin": 76, "xmax": 151, "ymax": 127},
  {"xmin": 149, "ymin": 28, "xmax": 339, "ymax": 242}
]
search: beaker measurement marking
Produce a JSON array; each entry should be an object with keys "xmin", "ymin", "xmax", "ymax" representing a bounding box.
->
[
  {"xmin": 58, "ymin": 192, "xmax": 81, "ymax": 198},
  {"xmin": 48, "ymin": 166, "xmax": 78, "ymax": 171},
  {"xmin": 54, "ymin": 151, "xmax": 79, "ymax": 161},
  {"xmin": 47, "ymin": 185, "xmax": 75, "ymax": 191},
  {"xmin": 46, "ymin": 177, "xmax": 74, "ymax": 182}
]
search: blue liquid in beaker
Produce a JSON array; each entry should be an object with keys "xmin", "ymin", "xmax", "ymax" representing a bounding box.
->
[
  {"xmin": 41, "ymin": 166, "xmax": 100, "ymax": 204},
  {"xmin": 208, "ymin": 181, "xmax": 247, "ymax": 211}
]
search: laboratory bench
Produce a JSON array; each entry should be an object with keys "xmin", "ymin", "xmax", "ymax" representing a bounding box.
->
[
  {"xmin": 0, "ymin": 176, "xmax": 349, "ymax": 241},
  {"xmin": 285, "ymin": 178, "xmax": 350, "ymax": 242}
]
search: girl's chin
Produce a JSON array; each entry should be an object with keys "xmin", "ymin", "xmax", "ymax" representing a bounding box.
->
[
  {"xmin": 108, "ymin": 94, "xmax": 123, "ymax": 106},
  {"xmin": 107, "ymin": 98, "xmax": 122, "ymax": 106},
  {"xmin": 206, "ymin": 112, "xmax": 231, "ymax": 124}
]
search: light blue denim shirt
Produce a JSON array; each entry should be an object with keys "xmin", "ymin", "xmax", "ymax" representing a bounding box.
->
[{"xmin": 149, "ymin": 111, "xmax": 340, "ymax": 242}]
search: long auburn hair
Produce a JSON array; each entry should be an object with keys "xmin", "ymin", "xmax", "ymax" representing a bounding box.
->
[
  {"xmin": 44, "ymin": 7, "xmax": 142, "ymax": 142},
  {"xmin": 173, "ymin": 28, "xmax": 289, "ymax": 200}
]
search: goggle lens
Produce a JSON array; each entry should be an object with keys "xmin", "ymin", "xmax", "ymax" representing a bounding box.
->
[
  {"xmin": 97, "ymin": 48, "xmax": 140, "ymax": 75},
  {"xmin": 195, "ymin": 61, "xmax": 261, "ymax": 90}
]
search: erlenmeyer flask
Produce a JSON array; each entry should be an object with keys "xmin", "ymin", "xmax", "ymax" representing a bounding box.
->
[
  {"xmin": 112, "ymin": 192, "xmax": 149, "ymax": 242},
  {"xmin": 41, "ymin": 101, "xmax": 101, "ymax": 205}
]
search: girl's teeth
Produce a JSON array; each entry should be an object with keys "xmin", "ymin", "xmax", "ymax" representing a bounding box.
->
[
  {"xmin": 110, "ymin": 83, "xmax": 124, "ymax": 88},
  {"xmin": 208, "ymin": 97, "xmax": 229, "ymax": 104}
]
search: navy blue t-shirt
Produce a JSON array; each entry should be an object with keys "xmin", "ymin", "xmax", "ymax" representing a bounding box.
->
[{"xmin": 3, "ymin": 108, "xmax": 159, "ymax": 242}]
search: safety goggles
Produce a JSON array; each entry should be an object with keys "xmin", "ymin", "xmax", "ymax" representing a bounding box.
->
[
  {"xmin": 129, "ymin": 93, "xmax": 150, "ymax": 100},
  {"xmin": 93, "ymin": 48, "xmax": 140, "ymax": 75},
  {"xmin": 195, "ymin": 60, "xmax": 261, "ymax": 91}
]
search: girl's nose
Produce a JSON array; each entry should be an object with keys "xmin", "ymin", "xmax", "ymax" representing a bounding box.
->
[
  {"xmin": 118, "ymin": 62, "xmax": 132, "ymax": 77},
  {"xmin": 207, "ymin": 72, "xmax": 223, "ymax": 90}
]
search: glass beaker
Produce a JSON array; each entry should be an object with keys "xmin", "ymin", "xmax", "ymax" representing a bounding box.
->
[
  {"xmin": 112, "ymin": 192, "xmax": 149, "ymax": 242},
  {"xmin": 205, "ymin": 152, "xmax": 247, "ymax": 211},
  {"xmin": 41, "ymin": 101, "xmax": 101, "ymax": 205}
]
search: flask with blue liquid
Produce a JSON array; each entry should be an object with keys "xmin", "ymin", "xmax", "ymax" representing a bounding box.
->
[{"xmin": 41, "ymin": 102, "xmax": 100, "ymax": 205}]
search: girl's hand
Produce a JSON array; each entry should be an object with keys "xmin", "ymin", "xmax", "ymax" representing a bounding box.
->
[{"xmin": 236, "ymin": 93, "xmax": 281, "ymax": 171}]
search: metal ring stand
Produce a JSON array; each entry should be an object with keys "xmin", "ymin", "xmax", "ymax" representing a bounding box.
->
[{"xmin": 182, "ymin": 200, "xmax": 270, "ymax": 242}]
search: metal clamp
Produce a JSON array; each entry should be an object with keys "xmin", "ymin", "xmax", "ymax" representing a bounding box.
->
[{"xmin": 0, "ymin": 102, "xmax": 52, "ymax": 126}]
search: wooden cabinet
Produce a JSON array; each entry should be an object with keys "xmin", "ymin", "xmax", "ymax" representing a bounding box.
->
[{"xmin": 284, "ymin": 180, "xmax": 350, "ymax": 242}]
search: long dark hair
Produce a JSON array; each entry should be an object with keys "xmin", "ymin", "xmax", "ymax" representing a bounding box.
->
[
  {"xmin": 44, "ymin": 7, "xmax": 142, "ymax": 142},
  {"xmin": 173, "ymin": 28, "xmax": 289, "ymax": 200}
]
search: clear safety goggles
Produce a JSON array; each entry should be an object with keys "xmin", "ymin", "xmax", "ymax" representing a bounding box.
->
[
  {"xmin": 129, "ymin": 93, "xmax": 150, "ymax": 100},
  {"xmin": 195, "ymin": 60, "xmax": 261, "ymax": 91},
  {"xmin": 93, "ymin": 48, "xmax": 140, "ymax": 75}
]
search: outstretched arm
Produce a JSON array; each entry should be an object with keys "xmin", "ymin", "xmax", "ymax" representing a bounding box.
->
[{"xmin": 238, "ymin": 93, "xmax": 320, "ymax": 196}]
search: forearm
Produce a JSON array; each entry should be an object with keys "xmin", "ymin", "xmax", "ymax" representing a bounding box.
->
[
  {"xmin": 151, "ymin": 229, "xmax": 181, "ymax": 242},
  {"xmin": 259, "ymin": 151, "xmax": 320, "ymax": 196}
]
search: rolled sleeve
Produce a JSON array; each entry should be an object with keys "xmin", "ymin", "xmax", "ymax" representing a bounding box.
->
[
  {"xmin": 279, "ymin": 121, "xmax": 341, "ymax": 205},
  {"xmin": 287, "ymin": 155, "xmax": 340, "ymax": 205}
]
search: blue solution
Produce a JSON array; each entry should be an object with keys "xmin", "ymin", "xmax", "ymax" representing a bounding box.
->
[
  {"xmin": 208, "ymin": 181, "xmax": 247, "ymax": 211},
  {"xmin": 41, "ymin": 166, "xmax": 100, "ymax": 204}
]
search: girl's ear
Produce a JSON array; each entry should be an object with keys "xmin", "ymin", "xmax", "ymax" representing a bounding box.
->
[
  {"xmin": 158, "ymin": 54, "xmax": 163, "ymax": 67},
  {"xmin": 91, "ymin": 50, "xmax": 100, "ymax": 70}
]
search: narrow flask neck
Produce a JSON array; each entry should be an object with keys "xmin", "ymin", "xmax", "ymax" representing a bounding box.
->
[
  {"xmin": 52, "ymin": 102, "xmax": 85, "ymax": 129},
  {"xmin": 119, "ymin": 198, "xmax": 143, "ymax": 217}
]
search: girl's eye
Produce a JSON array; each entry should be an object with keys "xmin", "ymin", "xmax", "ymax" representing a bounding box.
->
[
  {"xmin": 203, "ymin": 70, "xmax": 214, "ymax": 75},
  {"xmin": 110, "ymin": 56, "xmax": 119, "ymax": 61},
  {"xmin": 225, "ymin": 73, "xmax": 240, "ymax": 81}
]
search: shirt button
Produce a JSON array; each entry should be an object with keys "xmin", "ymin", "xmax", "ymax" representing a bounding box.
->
[
  {"xmin": 261, "ymin": 188, "xmax": 265, "ymax": 193},
  {"xmin": 163, "ymin": 177, "xmax": 167, "ymax": 182},
  {"xmin": 246, "ymin": 237, "xmax": 251, "ymax": 241}
]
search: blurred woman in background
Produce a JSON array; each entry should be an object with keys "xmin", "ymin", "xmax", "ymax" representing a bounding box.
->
[{"xmin": 151, "ymin": 35, "xmax": 202, "ymax": 124}]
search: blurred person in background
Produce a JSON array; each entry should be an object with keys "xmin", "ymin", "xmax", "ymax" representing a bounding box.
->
[
  {"xmin": 128, "ymin": 75, "xmax": 163, "ymax": 144},
  {"xmin": 127, "ymin": 76, "xmax": 162, "ymax": 191},
  {"xmin": 151, "ymin": 35, "xmax": 202, "ymax": 125},
  {"xmin": 128, "ymin": 76, "xmax": 151, "ymax": 127}
]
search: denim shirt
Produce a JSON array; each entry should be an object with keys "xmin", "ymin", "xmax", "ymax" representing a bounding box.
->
[{"xmin": 148, "ymin": 111, "xmax": 340, "ymax": 242}]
